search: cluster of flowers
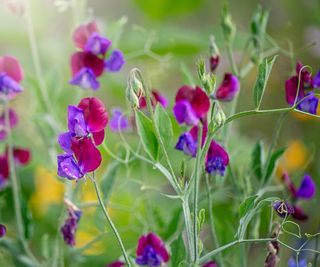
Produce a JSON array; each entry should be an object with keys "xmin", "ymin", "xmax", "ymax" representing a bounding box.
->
[
  {"xmin": 273, "ymin": 173, "xmax": 315, "ymax": 220},
  {"xmin": 70, "ymin": 21, "xmax": 125, "ymax": 90},
  {"xmin": 0, "ymin": 56, "xmax": 31, "ymax": 190},
  {"xmin": 106, "ymin": 232, "xmax": 217, "ymax": 267},
  {"xmin": 285, "ymin": 61, "xmax": 320, "ymax": 114},
  {"xmin": 173, "ymin": 60, "xmax": 239, "ymax": 175}
]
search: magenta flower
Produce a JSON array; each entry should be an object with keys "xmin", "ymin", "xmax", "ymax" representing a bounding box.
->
[
  {"xmin": 57, "ymin": 97, "xmax": 107, "ymax": 180},
  {"xmin": 215, "ymin": 73, "xmax": 240, "ymax": 102},
  {"xmin": 0, "ymin": 56, "xmax": 24, "ymax": 97},
  {"xmin": 291, "ymin": 206, "xmax": 308, "ymax": 221},
  {"xmin": 70, "ymin": 21, "xmax": 125, "ymax": 90},
  {"xmin": 109, "ymin": 108, "xmax": 130, "ymax": 132},
  {"xmin": 139, "ymin": 90, "xmax": 168, "ymax": 110},
  {"xmin": 203, "ymin": 261, "xmax": 218, "ymax": 267},
  {"xmin": 106, "ymin": 261, "xmax": 125, "ymax": 267},
  {"xmin": 0, "ymin": 108, "xmax": 18, "ymax": 141},
  {"xmin": 136, "ymin": 233, "xmax": 169, "ymax": 267},
  {"xmin": 0, "ymin": 155, "xmax": 9, "ymax": 189},
  {"xmin": 205, "ymin": 140, "xmax": 229, "ymax": 176},
  {"xmin": 173, "ymin": 86, "xmax": 210, "ymax": 126},
  {"xmin": 0, "ymin": 224, "xmax": 6, "ymax": 238},
  {"xmin": 61, "ymin": 200, "xmax": 82, "ymax": 247},
  {"xmin": 210, "ymin": 55, "xmax": 219, "ymax": 73}
]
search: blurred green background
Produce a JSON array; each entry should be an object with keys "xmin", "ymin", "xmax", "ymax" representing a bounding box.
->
[{"xmin": 0, "ymin": 0, "xmax": 320, "ymax": 266}]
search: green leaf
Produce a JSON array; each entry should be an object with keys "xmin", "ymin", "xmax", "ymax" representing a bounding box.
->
[
  {"xmin": 282, "ymin": 221, "xmax": 302, "ymax": 238},
  {"xmin": 239, "ymin": 195, "xmax": 258, "ymax": 218},
  {"xmin": 101, "ymin": 161, "xmax": 120, "ymax": 201},
  {"xmin": 263, "ymin": 147, "xmax": 286, "ymax": 184},
  {"xmin": 135, "ymin": 110, "xmax": 159, "ymax": 160},
  {"xmin": 170, "ymin": 236, "xmax": 186, "ymax": 267},
  {"xmin": 163, "ymin": 208, "xmax": 182, "ymax": 239},
  {"xmin": 251, "ymin": 140, "xmax": 264, "ymax": 180},
  {"xmin": 253, "ymin": 56, "xmax": 277, "ymax": 109},
  {"xmin": 154, "ymin": 104, "xmax": 173, "ymax": 146}
]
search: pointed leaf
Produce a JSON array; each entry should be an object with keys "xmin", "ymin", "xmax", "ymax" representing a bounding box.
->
[
  {"xmin": 263, "ymin": 147, "xmax": 286, "ymax": 184},
  {"xmin": 239, "ymin": 195, "xmax": 258, "ymax": 218},
  {"xmin": 251, "ymin": 140, "xmax": 264, "ymax": 180},
  {"xmin": 135, "ymin": 110, "xmax": 159, "ymax": 160},
  {"xmin": 253, "ymin": 55, "xmax": 277, "ymax": 109},
  {"xmin": 154, "ymin": 104, "xmax": 173, "ymax": 146}
]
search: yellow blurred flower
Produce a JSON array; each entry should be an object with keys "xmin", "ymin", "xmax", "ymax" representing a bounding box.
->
[
  {"xmin": 29, "ymin": 166, "xmax": 64, "ymax": 217},
  {"xmin": 76, "ymin": 227, "xmax": 105, "ymax": 255},
  {"xmin": 276, "ymin": 140, "xmax": 308, "ymax": 177}
]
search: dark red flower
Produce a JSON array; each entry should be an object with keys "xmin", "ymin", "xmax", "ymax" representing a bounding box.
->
[
  {"xmin": 72, "ymin": 21, "xmax": 98, "ymax": 50},
  {"xmin": 71, "ymin": 52, "xmax": 105, "ymax": 78}
]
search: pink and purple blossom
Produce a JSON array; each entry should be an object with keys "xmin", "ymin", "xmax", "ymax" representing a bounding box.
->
[
  {"xmin": 202, "ymin": 261, "xmax": 218, "ymax": 267},
  {"xmin": 0, "ymin": 224, "xmax": 6, "ymax": 238},
  {"xmin": 205, "ymin": 140, "xmax": 229, "ymax": 176},
  {"xmin": 215, "ymin": 73, "xmax": 240, "ymax": 102}
]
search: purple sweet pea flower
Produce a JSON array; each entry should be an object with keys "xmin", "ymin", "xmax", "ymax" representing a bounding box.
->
[
  {"xmin": 292, "ymin": 205, "xmax": 308, "ymax": 221},
  {"xmin": 105, "ymin": 50, "xmax": 125, "ymax": 72},
  {"xmin": 67, "ymin": 105, "xmax": 88, "ymax": 137},
  {"xmin": 175, "ymin": 132, "xmax": 197, "ymax": 157},
  {"xmin": 0, "ymin": 224, "xmax": 6, "ymax": 238},
  {"xmin": 109, "ymin": 108, "xmax": 130, "ymax": 132},
  {"xmin": 173, "ymin": 86, "xmax": 210, "ymax": 126},
  {"xmin": 85, "ymin": 32, "xmax": 112, "ymax": 56},
  {"xmin": 0, "ymin": 73, "xmax": 23, "ymax": 95},
  {"xmin": 288, "ymin": 258, "xmax": 307, "ymax": 267},
  {"xmin": 202, "ymin": 261, "xmax": 218, "ymax": 267},
  {"xmin": 205, "ymin": 140, "xmax": 229, "ymax": 176},
  {"xmin": 139, "ymin": 90, "xmax": 169, "ymax": 110},
  {"xmin": 296, "ymin": 92, "xmax": 318, "ymax": 114},
  {"xmin": 272, "ymin": 200, "xmax": 294, "ymax": 218},
  {"xmin": 57, "ymin": 154, "xmax": 84, "ymax": 180},
  {"xmin": 313, "ymin": 70, "xmax": 320, "ymax": 88},
  {"xmin": 61, "ymin": 200, "xmax": 82, "ymax": 247},
  {"xmin": 69, "ymin": 67, "xmax": 100, "ymax": 90},
  {"xmin": 215, "ymin": 73, "xmax": 240, "ymax": 102},
  {"xmin": 106, "ymin": 261, "xmax": 125, "ymax": 267},
  {"xmin": 136, "ymin": 233, "xmax": 170, "ymax": 267},
  {"xmin": 296, "ymin": 174, "xmax": 316, "ymax": 199}
]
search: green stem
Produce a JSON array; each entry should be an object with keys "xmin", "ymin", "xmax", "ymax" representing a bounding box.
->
[
  {"xmin": 205, "ymin": 174, "xmax": 224, "ymax": 267},
  {"xmin": 182, "ymin": 198, "xmax": 195, "ymax": 262},
  {"xmin": 91, "ymin": 175, "xmax": 131, "ymax": 267},
  {"xmin": 226, "ymin": 43, "xmax": 239, "ymax": 76},
  {"xmin": 3, "ymin": 99, "xmax": 39, "ymax": 265},
  {"xmin": 192, "ymin": 124, "xmax": 203, "ymax": 264}
]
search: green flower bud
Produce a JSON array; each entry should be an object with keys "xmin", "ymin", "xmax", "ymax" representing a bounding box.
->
[{"xmin": 221, "ymin": 3, "xmax": 236, "ymax": 43}]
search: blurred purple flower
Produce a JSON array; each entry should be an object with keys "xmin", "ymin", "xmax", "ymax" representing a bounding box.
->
[
  {"xmin": 288, "ymin": 258, "xmax": 307, "ymax": 267},
  {"xmin": 296, "ymin": 92, "xmax": 318, "ymax": 115},
  {"xmin": 272, "ymin": 200, "xmax": 294, "ymax": 218},
  {"xmin": 215, "ymin": 73, "xmax": 240, "ymax": 102},
  {"xmin": 175, "ymin": 132, "xmax": 197, "ymax": 157},
  {"xmin": 70, "ymin": 67, "xmax": 100, "ymax": 90},
  {"xmin": 210, "ymin": 55, "xmax": 219, "ymax": 73},
  {"xmin": 203, "ymin": 261, "xmax": 218, "ymax": 267},
  {"xmin": 313, "ymin": 70, "xmax": 320, "ymax": 88},
  {"xmin": 136, "ymin": 233, "xmax": 169, "ymax": 267},
  {"xmin": 0, "ymin": 224, "xmax": 6, "ymax": 238},
  {"xmin": 109, "ymin": 108, "xmax": 129, "ymax": 132},
  {"xmin": 105, "ymin": 50, "xmax": 125, "ymax": 72},
  {"xmin": 61, "ymin": 200, "xmax": 82, "ymax": 247},
  {"xmin": 206, "ymin": 140, "xmax": 229, "ymax": 176},
  {"xmin": 296, "ymin": 174, "xmax": 316, "ymax": 199},
  {"xmin": 85, "ymin": 32, "xmax": 111, "ymax": 56}
]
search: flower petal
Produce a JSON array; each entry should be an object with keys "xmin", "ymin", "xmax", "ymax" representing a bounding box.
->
[
  {"xmin": 104, "ymin": 50, "xmax": 125, "ymax": 72},
  {"xmin": 296, "ymin": 174, "xmax": 316, "ymax": 199},
  {"xmin": 215, "ymin": 73, "xmax": 240, "ymax": 102},
  {"xmin": 85, "ymin": 32, "xmax": 111, "ymax": 56},
  {"xmin": 71, "ymin": 52, "xmax": 105, "ymax": 78},
  {"xmin": 13, "ymin": 147, "xmax": 31, "ymax": 165},
  {"xmin": 109, "ymin": 108, "xmax": 129, "ymax": 132},
  {"xmin": 0, "ymin": 55, "xmax": 24, "ymax": 82},
  {"xmin": 92, "ymin": 130, "xmax": 105, "ymax": 146},
  {"xmin": 58, "ymin": 132, "xmax": 73, "ymax": 153},
  {"xmin": 71, "ymin": 137, "xmax": 102, "ymax": 173},
  {"xmin": 78, "ymin": 97, "xmax": 108, "ymax": 133},
  {"xmin": 173, "ymin": 100, "xmax": 199, "ymax": 126},
  {"xmin": 73, "ymin": 21, "xmax": 98, "ymax": 49},
  {"xmin": 57, "ymin": 154, "xmax": 83, "ymax": 180},
  {"xmin": 70, "ymin": 68, "xmax": 100, "ymax": 90},
  {"xmin": 67, "ymin": 105, "xmax": 87, "ymax": 137}
]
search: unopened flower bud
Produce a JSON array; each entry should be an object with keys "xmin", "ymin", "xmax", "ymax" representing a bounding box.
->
[
  {"xmin": 126, "ymin": 68, "xmax": 145, "ymax": 108},
  {"xmin": 221, "ymin": 4, "xmax": 236, "ymax": 43},
  {"xmin": 213, "ymin": 105, "xmax": 226, "ymax": 127},
  {"xmin": 209, "ymin": 36, "xmax": 220, "ymax": 72}
]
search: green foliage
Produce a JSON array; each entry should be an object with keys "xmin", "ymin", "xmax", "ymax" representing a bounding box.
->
[
  {"xmin": 170, "ymin": 236, "xmax": 186, "ymax": 267},
  {"xmin": 253, "ymin": 56, "xmax": 277, "ymax": 109},
  {"xmin": 135, "ymin": 110, "xmax": 159, "ymax": 160},
  {"xmin": 239, "ymin": 195, "xmax": 258, "ymax": 218},
  {"xmin": 251, "ymin": 140, "xmax": 264, "ymax": 180},
  {"xmin": 101, "ymin": 161, "xmax": 120, "ymax": 201},
  {"xmin": 154, "ymin": 104, "xmax": 173, "ymax": 147},
  {"xmin": 262, "ymin": 147, "xmax": 286, "ymax": 185}
]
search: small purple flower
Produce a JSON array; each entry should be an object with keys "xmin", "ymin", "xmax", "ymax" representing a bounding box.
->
[
  {"xmin": 109, "ymin": 108, "xmax": 130, "ymax": 132},
  {"xmin": 69, "ymin": 67, "xmax": 100, "ymax": 90},
  {"xmin": 272, "ymin": 200, "xmax": 294, "ymax": 218},
  {"xmin": 215, "ymin": 73, "xmax": 240, "ymax": 102},
  {"xmin": 136, "ymin": 233, "xmax": 169, "ymax": 267},
  {"xmin": 57, "ymin": 154, "xmax": 84, "ymax": 180},
  {"xmin": 296, "ymin": 174, "xmax": 316, "ymax": 199},
  {"xmin": 296, "ymin": 92, "xmax": 318, "ymax": 114},
  {"xmin": 173, "ymin": 100, "xmax": 199, "ymax": 125},
  {"xmin": 0, "ymin": 224, "xmax": 6, "ymax": 238},
  {"xmin": 85, "ymin": 32, "xmax": 111, "ymax": 56},
  {"xmin": 288, "ymin": 258, "xmax": 307, "ymax": 267},
  {"xmin": 205, "ymin": 140, "xmax": 229, "ymax": 176},
  {"xmin": 0, "ymin": 73, "xmax": 23, "ymax": 95},
  {"xmin": 61, "ymin": 200, "xmax": 82, "ymax": 247},
  {"xmin": 202, "ymin": 261, "xmax": 218, "ymax": 267},
  {"xmin": 105, "ymin": 50, "xmax": 125, "ymax": 72},
  {"xmin": 67, "ymin": 105, "xmax": 88, "ymax": 137},
  {"xmin": 175, "ymin": 132, "xmax": 197, "ymax": 157}
]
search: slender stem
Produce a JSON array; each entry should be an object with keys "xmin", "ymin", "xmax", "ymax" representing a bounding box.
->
[
  {"xmin": 182, "ymin": 198, "xmax": 195, "ymax": 261},
  {"xmin": 91, "ymin": 175, "xmax": 132, "ymax": 267},
  {"xmin": 205, "ymin": 174, "xmax": 224, "ymax": 267},
  {"xmin": 3, "ymin": 99, "xmax": 39, "ymax": 265},
  {"xmin": 226, "ymin": 43, "xmax": 239, "ymax": 76},
  {"xmin": 192, "ymin": 124, "xmax": 203, "ymax": 264}
]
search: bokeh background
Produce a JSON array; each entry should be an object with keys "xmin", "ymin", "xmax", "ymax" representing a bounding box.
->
[{"xmin": 0, "ymin": 0, "xmax": 320, "ymax": 266}]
